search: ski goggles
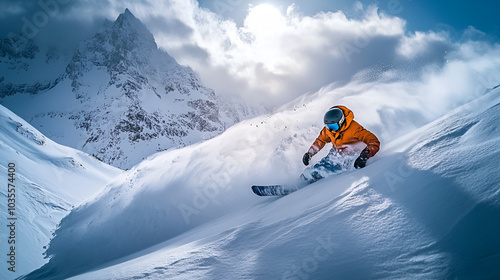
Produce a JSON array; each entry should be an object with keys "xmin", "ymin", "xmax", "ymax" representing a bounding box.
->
[{"xmin": 326, "ymin": 123, "xmax": 340, "ymax": 131}]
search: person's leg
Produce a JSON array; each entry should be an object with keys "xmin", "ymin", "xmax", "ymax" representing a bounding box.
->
[{"xmin": 302, "ymin": 149, "xmax": 342, "ymax": 183}]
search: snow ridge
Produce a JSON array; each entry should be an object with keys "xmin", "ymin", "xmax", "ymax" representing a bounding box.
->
[{"xmin": 0, "ymin": 104, "xmax": 121, "ymax": 280}]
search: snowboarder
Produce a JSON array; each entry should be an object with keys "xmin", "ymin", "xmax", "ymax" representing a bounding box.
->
[
  {"xmin": 302, "ymin": 105, "xmax": 380, "ymax": 182},
  {"xmin": 252, "ymin": 105, "xmax": 381, "ymax": 196}
]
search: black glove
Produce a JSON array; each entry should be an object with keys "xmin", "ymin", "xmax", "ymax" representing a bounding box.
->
[
  {"xmin": 302, "ymin": 152, "xmax": 312, "ymax": 166},
  {"xmin": 354, "ymin": 149, "xmax": 370, "ymax": 169}
]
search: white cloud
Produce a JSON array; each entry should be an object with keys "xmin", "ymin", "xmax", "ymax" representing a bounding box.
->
[
  {"xmin": 38, "ymin": 1, "xmax": 500, "ymax": 107},
  {"xmin": 397, "ymin": 31, "xmax": 450, "ymax": 59},
  {"xmin": 461, "ymin": 25, "xmax": 487, "ymax": 41},
  {"xmin": 0, "ymin": 2, "xmax": 26, "ymax": 17},
  {"xmin": 153, "ymin": 3, "xmax": 413, "ymax": 105}
]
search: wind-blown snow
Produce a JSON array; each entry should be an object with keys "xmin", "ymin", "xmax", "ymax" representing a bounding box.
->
[
  {"xmin": 0, "ymin": 105, "xmax": 121, "ymax": 280},
  {"xmin": 21, "ymin": 71, "xmax": 500, "ymax": 280}
]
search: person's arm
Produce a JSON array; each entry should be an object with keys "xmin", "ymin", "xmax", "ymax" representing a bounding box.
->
[
  {"xmin": 303, "ymin": 128, "xmax": 330, "ymax": 166},
  {"xmin": 354, "ymin": 125, "xmax": 380, "ymax": 157},
  {"xmin": 353, "ymin": 124, "xmax": 380, "ymax": 168}
]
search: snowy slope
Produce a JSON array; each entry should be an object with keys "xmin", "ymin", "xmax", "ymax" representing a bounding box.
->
[
  {"xmin": 0, "ymin": 104, "xmax": 122, "ymax": 280},
  {"xmin": 20, "ymin": 76, "xmax": 500, "ymax": 280},
  {"xmin": 0, "ymin": 9, "xmax": 261, "ymax": 169}
]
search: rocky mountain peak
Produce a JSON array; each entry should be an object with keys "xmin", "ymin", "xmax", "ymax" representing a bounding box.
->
[{"xmin": 110, "ymin": 9, "xmax": 157, "ymax": 52}]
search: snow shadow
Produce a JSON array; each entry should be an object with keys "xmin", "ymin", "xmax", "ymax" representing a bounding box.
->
[{"xmin": 371, "ymin": 155, "xmax": 500, "ymax": 278}]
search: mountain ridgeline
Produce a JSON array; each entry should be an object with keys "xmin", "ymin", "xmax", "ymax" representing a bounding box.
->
[{"xmin": 0, "ymin": 9, "xmax": 258, "ymax": 169}]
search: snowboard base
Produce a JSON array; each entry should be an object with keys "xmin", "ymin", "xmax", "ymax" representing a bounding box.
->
[{"xmin": 251, "ymin": 185, "xmax": 298, "ymax": 196}]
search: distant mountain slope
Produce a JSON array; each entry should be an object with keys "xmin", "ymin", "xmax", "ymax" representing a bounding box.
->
[
  {"xmin": 0, "ymin": 104, "xmax": 121, "ymax": 280},
  {"xmin": 21, "ymin": 80, "xmax": 500, "ymax": 279},
  {"xmin": 0, "ymin": 9, "xmax": 261, "ymax": 169}
]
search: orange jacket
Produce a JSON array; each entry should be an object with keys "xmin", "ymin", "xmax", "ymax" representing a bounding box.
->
[{"xmin": 308, "ymin": 106, "xmax": 380, "ymax": 158}]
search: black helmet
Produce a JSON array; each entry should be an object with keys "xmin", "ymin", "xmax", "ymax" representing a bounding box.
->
[{"xmin": 324, "ymin": 107, "xmax": 345, "ymax": 131}]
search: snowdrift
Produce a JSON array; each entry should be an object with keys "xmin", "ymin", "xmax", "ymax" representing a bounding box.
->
[
  {"xmin": 21, "ymin": 74, "xmax": 500, "ymax": 279},
  {"xmin": 0, "ymin": 105, "xmax": 121, "ymax": 279}
]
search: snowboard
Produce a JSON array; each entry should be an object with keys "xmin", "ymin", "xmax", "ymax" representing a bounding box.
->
[{"xmin": 251, "ymin": 185, "xmax": 299, "ymax": 196}]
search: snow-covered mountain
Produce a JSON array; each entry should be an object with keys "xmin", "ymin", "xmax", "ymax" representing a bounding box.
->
[
  {"xmin": 19, "ymin": 76, "xmax": 500, "ymax": 280},
  {"xmin": 0, "ymin": 9, "xmax": 259, "ymax": 169},
  {"xmin": 0, "ymin": 104, "xmax": 121, "ymax": 280}
]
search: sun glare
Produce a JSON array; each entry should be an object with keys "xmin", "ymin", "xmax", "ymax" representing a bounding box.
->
[
  {"xmin": 244, "ymin": 4, "xmax": 285, "ymax": 36},
  {"xmin": 239, "ymin": 3, "xmax": 299, "ymax": 78}
]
